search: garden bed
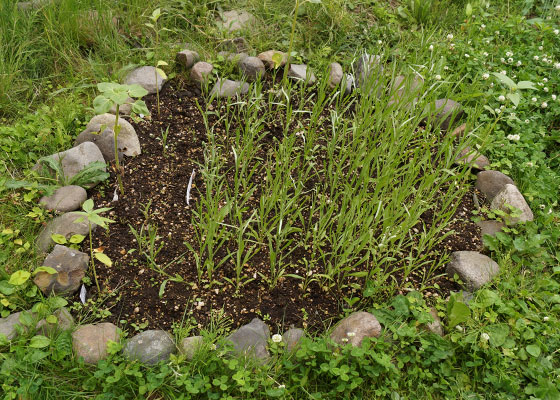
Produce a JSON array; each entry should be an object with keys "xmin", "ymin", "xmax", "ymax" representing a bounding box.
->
[{"xmin": 84, "ymin": 78, "xmax": 483, "ymax": 332}]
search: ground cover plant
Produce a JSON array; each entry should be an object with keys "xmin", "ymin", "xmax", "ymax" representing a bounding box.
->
[{"xmin": 0, "ymin": 0, "xmax": 560, "ymax": 398}]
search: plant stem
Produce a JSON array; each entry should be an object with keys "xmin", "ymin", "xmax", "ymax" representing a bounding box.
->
[
  {"xmin": 113, "ymin": 105, "xmax": 124, "ymax": 194},
  {"xmin": 282, "ymin": 0, "xmax": 300, "ymax": 85},
  {"xmin": 89, "ymin": 225, "xmax": 100, "ymax": 292}
]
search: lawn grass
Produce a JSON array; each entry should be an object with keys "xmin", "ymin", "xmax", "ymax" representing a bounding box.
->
[{"xmin": 1, "ymin": 0, "xmax": 560, "ymax": 398}]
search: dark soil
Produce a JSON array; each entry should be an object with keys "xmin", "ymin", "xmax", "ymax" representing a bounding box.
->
[{"xmin": 84, "ymin": 78, "xmax": 483, "ymax": 333}]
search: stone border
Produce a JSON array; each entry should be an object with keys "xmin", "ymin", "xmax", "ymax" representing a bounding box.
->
[{"xmin": 0, "ymin": 40, "xmax": 535, "ymax": 366}]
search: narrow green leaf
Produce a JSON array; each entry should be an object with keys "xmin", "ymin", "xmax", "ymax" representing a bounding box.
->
[
  {"xmin": 33, "ymin": 266, "xmax": 58, "ymax": 275},
  {"xmin": 95, "ymin": 252, "xmax": 113, "ymax": 267}
]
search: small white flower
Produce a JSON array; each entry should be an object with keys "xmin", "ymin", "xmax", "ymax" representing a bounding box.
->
[
  {"xmin": 510, "ymin": 113, "xmax": 516, "ymax": 118},
  {"xmin": 377, "ymin": 40, "xmax": 383, "ymax": 45},
  {"xmin": 498, "ymin": 95, "xmax": 506, "ymax": 102},
  {"xmin": 429, "ymin": 45, "xmax": 434, "ymax": 51},
  {"xmin": 450, "ymin": 43, "xmax": 455, "ymax": 49},
  {"xmin": 556, "ymin": 5, "xmax": 560, "ymax": 11},
  {"xmin": 544, "ymin": 87, "xmax": 549, "ymax": 92},
  {"xmin": 435, "ymin": 74, "xmax": 442, "ymax": 80},
  {"xmin": 543, "ymin": 77, "xmax": 548, "ymax": 82},
  {"xmin": 507, "ymin": 58, "xmax": 513, "ymax": 63},
  {"xmin": 525, "ymin": 119, "xmax": 530, "ymax": 124},
  {"xmin": 516, "ymin": 60, "xmax": 522, "ymax": 66},
  {"xmin": 500, "ymin": 105, "xmax": 505, "ymax": 110},
  {"xmin": 490, "ymin": 82, "xmax": 494, "ymax": 87},
  {"xmin": 272, "ymin": 334, "xmax": 283, "ymax": 343},
  {"xmin": 506, "ymin": 51, "xmax": 513, "ymax": 57},
  {"xmin": 347, "ymin": 332, "xmax": 356, "ymax": 337},
  {"xmin": 444, "ymin": 66, "xmax": 449, "ymax": 70},
  {"xmin": 555, "ymin": 63, "xmax": 560, "ymax": 69},
  {"xmin": 480, "ymin": 24, "xmax": 486, "ymax": 29},
  {"xmin": 495, "ymin": 108, "xmax": 501, "ymax": 114},
  {"xmin": 341, "ymin": 338, "xmax": 349, "ymax": 343},
  {"xmin": 543, "ymin": 57, "xmax": 549, "ymax": 63},
  {"xmin": 278, "ymin": 385, "xmax": 286, "ymax": 389},
  {"xmin": 482, "ymin": 73, "xmax": 490, "ymax": 80},
  {"xmin": 495, "ymin": 30, "xmax": 500, "ymax": 35},
  {"xmin": 554, "ymin": 29, "xmax": 559, "ymax": 35},
  {"xmin": 544, "ymin": 316, "xmax": 550, "ymax": 321},
  {"xmin": 507, "ymin": 134, "xmax": 520, "ymax": 141},
  {"xmin": 527, "ymin": 162, "xmax": 534, "ymax": 167},
  {"xmin": 534, "ymin": 55, "xmax": 539, "ymax": 60},
  {"xmin": 483, "ymin": 52, "xmax": 489, "ymax": 57},
  {"xmin": 465, "ymin": 53, "xmax": 470, "ymax": 58},
  {"xmin": 539, "ymin": 45, "xmax": 544, "ymax": 50},
  {"xmin": 456, "ymin": 325, "xmax": 464, "ymax": 332},
  {"xmin": 500, "ymin": 70, "xmax": 507, "ymax": 75},
  {"xmin": 210, "ymin": 344, "xmax": 217, "ymax": 350},
  {"xmin": 481, "ymin": 333, "xmax": 490, "ymax": 341},
  {"xmin": 532, "ymin": 97, "xmax": 538, "ymax": 102},
  {"xmin": 500, "ymin": 57, "xmax": 506, "ymax": 63},
  {"xmin": 538, "ymin": 82, "xmax": 544, "ymax": 86},
  {"xmin": 552, "ymin": 94, "xmax": 557, "ymax": 100},
  {"xmin": 542, "ymin": 101, "xmax": 548, "ymax": 108},
  {"xmin": 447, "ymin": 33, "xmax": 454, "ymax": 40}
]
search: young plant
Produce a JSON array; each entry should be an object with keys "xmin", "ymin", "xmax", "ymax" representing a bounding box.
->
[
  {"xmin": 145, "ymin": 8, "xmax": 169, "ymax": 116},
  {"xmin": 491, "ymin": 72, "xmax": 536, "ymax": 106},
  {"xmin": 93, "ymin": 82, "xmax": 149, "ymax": 194},
  {"xmin": 73, "ymin": 199, "xmax": 114, "ymax": 292}
]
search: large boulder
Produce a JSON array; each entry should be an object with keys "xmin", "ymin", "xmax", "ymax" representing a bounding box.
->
[
  {"xmin": 330, "ymin": 311, "xmax": 381, "ymax": 347},
  {"xmin": 446, "ymin": 251, "xmax": 500, "ymax": 291},
  {"xmin": 34, "ymin": 142, "xmax": 105, "ymax": 184},
  {"xmin": 123, "ymin": 330, "xmax": 176, "ymax": 365},
  {"xmin": 226, "ymin": 318, "xmax": 270, "ymax": 360},
  {"xmin": 36, "ymin": 212, "xmax": 95, "ymax": 253},
  {"xmin": 72, "ymin": 322, "xmax": 120, "ymax": 364},
  {"xmin": 476, "ymin": 171, "xmax": 515, "ymax": 202},
  {"xmin": 34, "ymin": 245, "xmax": 89, "ymax": 296},
  {"xmin": 39, "ymin": 185, "xmax": 87, "ymax": 213},
  {"xmin": 124, "ymin": 66, "xmax": 165, "ymax": 95},
  {"xmin": 85, "ymin": 114, "xmax": 140, "ymax": 157},
  {"xmin": 490, "ymin": 184, "xmax": 534, "ymax": 225}
]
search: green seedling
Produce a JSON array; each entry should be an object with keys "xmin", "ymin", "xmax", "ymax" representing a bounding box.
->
[
  {"xmin": 491, "ymin": 72, "xmax": 536, "ymax": 106},
  {"xmin": 93, "ymin": 82, "xmax": 149, "ymax": 195},
  {"xmin": 145, "ymin": 8, "xmax": 169, "ymax": 116}
]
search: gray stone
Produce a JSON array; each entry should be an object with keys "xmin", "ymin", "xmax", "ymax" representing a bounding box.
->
[
  {"xmin": 124, "ymin": 66, "xmax": 165, "ymax": 95},
  {"xmin": 219, "ymin": 10, "xmax": 255, "ymax": 32},
  {"xmin": 451, "ymin": 123, "xmax": 467, "ymax": 139},
  {"xmin": 258, "ymin": 50, "xmax": 288, "ymax": 69},
  {"xmin": 282, "ymin": 328, "xmax": 304, "ymax": 351},
  {"xmin": 0, "ymin": 311, "xmax": 36, "ymax": 341},
  {"xmin": 176, "ymin": 50, "xmax": 200, "ymax": 69},
  {"xmin": 454, "ymin": 146, "xmax": 490, "ymax": 170},
  {"xmin": 490, "ymin": 184, "xmax": 534, "ymax": 225},
  {"xmin": 39, "ymin": 185, "xmax": 87, "ymax": 213},
  {"xmin": 423, "ymin": 99, "xmax": 464, "ymax": 131},
  {"xmin": 328, "ymin": 62, "xmax": 343, "ymax": 89},
  {"xmin": 218, "ymin": 37, "xmax": 249, "ymax": 53},
  {"xmin": 17, "ymin": 0, "xmax": 48, "ymax": 11},
  {"xmin": 37, "ymin": 212, "xmax": 96, "ymax": 253},
  {"xmin": 476, "ymin": 171, "xmax": 514, "ymax": 202},
  {"xmin": 190, "ymin": 62, "xmax": 214, "ymax": 86},
  {"xmin": 238, "ymin": 57, "xmax": 265, "ymax": 81},
  {"xmin": 330, "ymin": 311, "xmax": 381, "ymax": 347},
  {"xmin": 446, "ymin": 251, "xmax": 500, "ymax": 291},
  {"xmin": 34, "ymin": 245, "xmax": 89, "ymax": 296},
  {"xmin": 35, "ymin": 307, "xmax": 74, "ymax": 336},
  {"xmin": 210, "ymin": 79, "xmax": 250, "ymax": 98},
  {"xmin": 109, "ymin": 97, "xmax": 133, "ymax": 116},
  {"xmin": 123, "ymin": 330, "xmax": 176, "ymax": 365},
  {"xmin": 218, "ymin": 51, "xmax": 248, "ymax": 63},
  {"xmin": 74, "ymin": 128, "xmax": 123, "ymax": 162},
  {"xmin": 477, "ymin": 220, "xmax": 505, "ymax": 239},
  {"xmin": 288, "ymin": 64, "xmax": 316, "ymax": 85},
  {"xmin": 72, "ymin": 322, "xmax": 120, "ymax": 364},
  {"xmin": 355, "ymin": 53, "xmax": 383, "ymax": 89},
  {"xmin": 180, "ymin": 336, "xmax": 203, "ymax": 360},
  {"xmin": 343, "ymin": 74, "xmax": 354, "ymax": 95},
  {"xmin": 86, "ymin": 113, "xmax": 140, "ymax": 157},
  {"xmin": 35, "ymin": 142, "xmax": 105, "ymax": 184},
  {"xmin": 226, "ymin": 318, "xmax": 270, "ymax": 360},
  {"xmin": 426, "ymin": 308, "xmax": 444, "ymax": 336},
  {"xmin": 389, "ymin": 75, "xmax": 423, "ymax": 104}
]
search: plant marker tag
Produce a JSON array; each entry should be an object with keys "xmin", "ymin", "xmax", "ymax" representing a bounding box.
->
[
  {"xmin": 79, "ymin": 284, "xmax": 86, "ymax": 304},
  {"xmin": 112, "ymin": 187, "xmax": 119, "ymax": 202},
  {"xmin": 186, "ymin": 169, "xmax": 196, "ymax": 205}
]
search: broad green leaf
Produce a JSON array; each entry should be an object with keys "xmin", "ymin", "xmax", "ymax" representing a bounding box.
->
[
  {"xmin": 517, "ymin": 81, "xmax": 536, "ymax": 90},
  {"xmin": 69, "ymin": 234, "xmax": 85, "ymax": 244},
  {"xmin": 466, "ymin": 3, "xmax": 472, "ymax": 17},
  {"xmin": 144, "ymin": 22, "xmax": 155, "ymax": 29},
  {"xmin": 492, "ymin": 73, "xmax": 516, "ymax": 90},
  {"xmin": 95, "ymin": 253, "xmax": 113, "ymax": 267},
  {"xmin": 87, "ymin": 213, "xmax": 114, "ymax": 228},
  {"xmin": 271, "ymin": 53, "xmax": 283, "ymax": 69},
  {"xmin": 127, "ymin": 84, "xmax": 148, "ymax": 98},
  {"xmin": 0, "ymin": 281, "xmax": 15, "ymax": 295},
  {"xmin": 51, "ymin": 233, "xmax": 67, "ymax": 244},
  {"xmin": 526, "ymin": 344, "xmax": 541, "ymax": 358},
  {"xmin": 507, "ymin": 92, "xmax": 520, "ymax": 106},
  {"xmin": 131, "ymin": 100, "xmax": 150, "ymax": 116},
  {"xmin": 156, "ymin": 68, "xmax": 167, "ymax": 80},
  {"xmin": 97, "ymin": 82, "xmax": 116, "ymax": 93},
  {"xmin": 45, "ymin": 315, "xmax": 57, "ymax": 324},
  {"xmin": 33, "ymin": 266, "xmax": 58, "ymax": 275},
  {"xmin": 447, "ymin": 300, "xmax": 470, "ymax": 328},
  {"xmin": 156, "ymin": 60, "xmax": 168, "ymax": 67},
  {"xmin": 152, "ymin": 8, "xmax": 161, "ymax": 19},
  {"xmin": 93, "ymin": 95, "xmax": 112, "ymax": 114},
  {"xmin": 82, "ymin": 199, "xmax": 94, "ymax": 213},
  {"xmin": 29, "ymin": 335, "xmax": 51, "ymax": 348},
  {"xmin": 48, "ymin": 297, "xmax": 68, "ymax": 309},
  {"xmin": 9, "ymin": 270, "xmax": 30, "ymax": 286},
  {"xmin": 19, "ymin": 311, "xmax": 34, "ymax": 327},
  {"xmin": 108, "ymin": 91, "xmax": 130, "ymax": 105},
  {"xmin": 487, "ymin": 324, "xmax": 510, "ymax": 347}
]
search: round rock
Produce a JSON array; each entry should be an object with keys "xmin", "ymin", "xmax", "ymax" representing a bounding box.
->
[
  {"xmin": 426, "ymin": 308, "xmax": 444, "ymax": 336},
  {"xmin": 124, "ymin": 66, "xmax": 165, "ymax": 95},
  {"xmin": 72, "ymin": 322, "xmax": 120, "ymax": 364},
  {"xmin": 258, "ymin": 50, "xmax": 288, "ymax": 69},
  {"xmin": 288, "ymin": 64, "xmax": 316, "ymax": 85},
  {"xmin": 476, "ymin": 170, "xmax": 514, "ymax": 202},
  {"xmin": 454, "ymin": 146, "xmax": 490, "ymax": 170},
  {"xmin": 35, "ymin": 307, "xmax": 74, "ymax": 336},
  {"xmin": 328, "ymin": 62, "xmax": 343, "ymax": 89},
  {"xmin": 238, "ymin": 56, "xmax": 265, "ymax": 81},
  {"xmin": 490, "ymin": 184, "xmax": 534, "ymax": 225},
  {"xmin": 86, "ymin": 114, "xmax": 140, "ymax": 157},
  {"xmin": 210, "ymin": 79, "xmax": 250, "ymax": 98},
  {"xmin": 0, "ymin": 311, "xmax": 36, "ymax": 341},
  {"xmin": 190, "ymin": 62, "xmax": 214, "ymax": 87},
  {"xmin": 355, "ymin": 53, "xmax": 383, "ymax": 89},
  {"xmin": 74, "ymin": 128, "xmax": 123, "ymax": 162},
  {"xmin": 123, "ymin": 330, "xmax": 176, "ymax": 365},
  {"xmin": 423, "ymin": 99, "xmax": 464, "ymax": 131},
  {"xmin": 34, "ymin": 244, "xmax": 89, "ymax": 296},
  {"xmin": 180, "ymin": 336, "xmax": 203, "ymax": 360},
  {"xmin": 36, "ymin": 212, "xmax": 96, "ymax": 253},
  {"xmin": 446, "ymin": 251, "xmax": 500, "ymax": 291},
  {"xmin": 39, "ymin": 185, "xmax": 87, "ymax": 213},
  {"xmin": 218, "ymin": 10, "xmax": 255, "ymax": 32},
  {"xmin": 176, "ymin": 50, "xmax": 200, "ymax": 69},
  {"xmin": 226, "ymin": 318, "xmax": 270, "ymax": 360},
  {"xmin": 282, "ymin": 328, "xmax": 304, "ymax": 351},
  {"xmin": 330, "ymin": 311, "xmax": 381, "ymax": 347}
]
